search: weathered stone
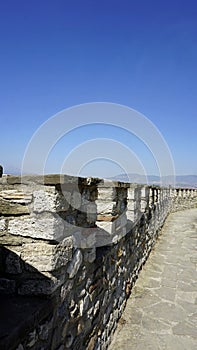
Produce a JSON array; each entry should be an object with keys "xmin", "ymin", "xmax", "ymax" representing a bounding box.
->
[
  {"xmin": 93, "ymin": 300, "xmax": 100, "ymax": 316},
  {"xmin": 33, "ymin": 188, "xmax": 57, "ymax": 212},
  {"xmin": 67, "ymin": 249, "xmax": 83, "ymax": 278},
  {"xmin": 8, "ymin": 212, "xmax": 65, "ymax": 241},
  {"xmin": 0, "ymin": 174, "xmax": 197, "ymax": 350},
  {"xmin": 127, "ymin": 200, "xmax": 136, "ymax": 211},
  {"xmin": 21, "ymin": 237, "xmax": 73, "ymax": 272},
  {"xmin": 79, "ymin": 292, "xmax": 90, "ymax": 316},
  {"xmin": 33, "ymin": 187, "xmax": 70, "ymax": 213},
  {"xmin": 0, "ymin": 232, "xmax": 34, "ymax": 246},
  {"xmin": 0, "ymin": 218, "xmax": 6, "ymax": 233},
  {"xmin": 0, "ymin": 198, "xmax": 30, "ymax": 215},
  {"xmin": 96, "ymin": 201, "xmax": 116, "ymax": 215},
  {"xmin": 97, "ymin": 187, "xmax": 117, "ymax": 200},
  {"xmin": 0, "ymin": 190, "xmax": 32, "ymax": 204}
]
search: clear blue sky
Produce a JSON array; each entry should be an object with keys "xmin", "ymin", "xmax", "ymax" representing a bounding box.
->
[{"xmin": 0, "ymin": 0, "xmax": 197, "ymax": 176}]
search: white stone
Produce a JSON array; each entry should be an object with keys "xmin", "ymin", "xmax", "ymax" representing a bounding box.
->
[
  {"xmin": 21, "ymin": 237, "xmax": 73, "ymax": 272},
  {"xmin": 33, "ymin": 188, "xmax": 57, "ymax": 212},
  {"xmin": 8, "ymin": 213, "xmax": 65, "ymax": 241},
  {"xmin": 0, "ymin": 218, "xmax": 6, "ymax": 231},
  {"xmin": 97, "ymin": 188, "xmax": 116, "ymax": 200},
  {"xmin": 127, "ymin": 189, "xmax": 135, "ymax": 200},
  {"xmin": 67, "ymin": 249, "xmax": 83, "ymax": 278},
  {"xmin": 96, "ymin": 201, "xmax": 116, "ymax": 214},
  {"xmin": 127, "ymin": 200, "xmax": 136, "ymax": 211},
  {"xmin": 93, "ymin": 300, "xmax": 100, "ymax": 316},
  {"xmin": 79, "ymin": 293, "xmax": 90, "ymax": 316},
  {"xmin": 96, "ymin": 220, "xmax": 114, "ymax": 234}
]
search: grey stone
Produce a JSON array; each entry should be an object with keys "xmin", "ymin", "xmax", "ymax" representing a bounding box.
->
[
  {"xmin": 21, "ymin": 237, "xmax": 73, "ymax": 272},
  {"xmin": 8, "ymin": 212, "xmax": 65, "ymax": 241},
  {"xmin": 70, "ymin": 191, "xmax": 81, "ymax": 209},
  {"xmin": 67, "ymin": 249, "xmax": 83, "ymax": 278},
  {"xmin": 96, "ymin": 201, "xmax": 116, "ymax": 215},
  {"xmin": 0, "ymin": 218, "xmax": 6, "ymax": 233}
]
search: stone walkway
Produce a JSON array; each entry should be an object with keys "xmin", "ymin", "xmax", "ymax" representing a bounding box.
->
[{"xmin": 109, "ymin": 208, "xmax": 197, "ymax": 350}]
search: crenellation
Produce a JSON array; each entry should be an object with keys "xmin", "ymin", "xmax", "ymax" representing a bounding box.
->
[{"xmin": 0, "ymin": 174, "xmax": 197, "ymax": 350}]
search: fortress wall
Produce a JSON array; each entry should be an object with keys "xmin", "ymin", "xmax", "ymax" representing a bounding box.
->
[{"xmin": 0, "ymin": 175, "xmax": 196, "ymax": 350}]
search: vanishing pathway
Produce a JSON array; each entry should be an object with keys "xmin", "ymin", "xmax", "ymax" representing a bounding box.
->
[{"xmin": 109, "ymin": 208, "xmax": 197, "ymax": 350}]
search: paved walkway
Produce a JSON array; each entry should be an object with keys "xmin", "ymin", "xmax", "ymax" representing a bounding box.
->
[{"xmin": 109, "ymin": 208, "xmax": 197, "ymax": 350}]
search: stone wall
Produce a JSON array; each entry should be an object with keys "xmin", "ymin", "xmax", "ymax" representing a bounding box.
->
[{"xmin": 0, "ymin": 174, "xmax": 197, "ymax": 350}]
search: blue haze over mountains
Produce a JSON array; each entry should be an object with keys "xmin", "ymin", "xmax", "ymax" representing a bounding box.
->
[
  {"xmin": 4, "ymin": 166, "xmax": 197, "ymax": 188},
  {"xmin": 110, "ymin": 174, "xmax": 197, "ymax": 188}
]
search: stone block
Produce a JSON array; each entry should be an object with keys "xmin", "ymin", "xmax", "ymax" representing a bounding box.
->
[
  {"xmin": 127, "ymin": 210, "xmax": 135, "ymax": 222},
  {"xmin": 96, "ymin": 201, "xmax": 116, "ymax": 215},
  {"xmin": 127, "ymin": 200, "xmax": 136, "ymax": 211},
  {"xmin": 67, "ymin": 249, "xmax": 83, "ymax": 278},
  {"xmin": 0, "ymin": 218, "xmax": 6, "ymax": 234},
  {"xmin": 33, "ymin": 188, "xmax": 57, "ymax": 212},
  {"xmin": 33, "ymin": 187, "xmax": 70, "ymax": 213},
  {"xmin": 21, "ymin": 237, "xmax": 73, "ymax": 272},
  {"xmin": 0, "ymin": 198, "xmax": 30, "ymax": 215},
  {"xmin": 0, "ymin": 189, "xmax": 32, "ymax": 204},
  {"xmin": 97, "ymin": 188, "xmax": 117, "ymax": 201},
  {"xmin": 8, "ymin": 213, "xmax": 65, "ymax": 241}
]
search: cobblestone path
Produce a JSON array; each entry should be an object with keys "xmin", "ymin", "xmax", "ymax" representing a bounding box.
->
[{"xmin": 109, "ymin": 208, "xmax": 197, "ymax": 350}]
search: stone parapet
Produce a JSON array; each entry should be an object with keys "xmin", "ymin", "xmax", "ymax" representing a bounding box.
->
[{"xmin": 0, "ymin": 174, "xmax": 197, "ymax": 350}]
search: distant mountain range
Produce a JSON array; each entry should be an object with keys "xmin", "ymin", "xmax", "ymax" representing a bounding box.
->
[
  {"xmin": 3, "ymin": 167, "xmax": 197, "ymax": 188},
  {"xmin": 110, "ymin": 173, "xmax": 197, "ymax": 188}
]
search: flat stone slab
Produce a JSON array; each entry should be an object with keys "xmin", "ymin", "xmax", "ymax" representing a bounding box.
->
[{"xmin": 109, "ymin": 208, "xmax": 197, "ymax": 350}]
